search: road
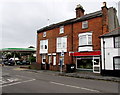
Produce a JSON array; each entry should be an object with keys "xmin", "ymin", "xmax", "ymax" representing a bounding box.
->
[{"xmin": 1, "ymin": 65, "xmax": 119, "ymax": 94}]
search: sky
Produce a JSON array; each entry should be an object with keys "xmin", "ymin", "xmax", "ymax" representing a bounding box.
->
[{"xmin": 0, "ymin": 0, "xmax": 119, "ymax": 49}]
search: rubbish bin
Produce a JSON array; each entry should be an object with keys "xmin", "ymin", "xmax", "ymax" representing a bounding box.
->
[
  {"xmin": 66, "ymin": 64, "xmax": 76, "ymax": 73},
  {"xmin": 46, "ymin": 63, "xmax": 50, "ymax": 70}
]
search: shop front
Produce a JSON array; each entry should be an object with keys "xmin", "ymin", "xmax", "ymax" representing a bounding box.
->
[{"xmin": 70, "ymin": 51, "xmax": 101, "ymax": 73}]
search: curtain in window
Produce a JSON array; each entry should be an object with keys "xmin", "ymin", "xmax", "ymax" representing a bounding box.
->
[
  {"xmin": 114, "ymin": 57, "xmax": 120, "ymax": 69},
  {"xmin": 115, "ymin": 37, "xmax": 120, "ymax": 48}
]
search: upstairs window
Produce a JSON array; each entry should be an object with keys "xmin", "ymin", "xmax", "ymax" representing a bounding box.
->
[
  {"xmin": 79, "ymin": 32, "xmax": 92, "ymax": 46},
  {"xmin": 40, "ymin": 40, "xmax": 48, "ymax": 50},
  {"xmin": 114, "ymin": 36, "xmax": 120, "ymax": 48},
  {"xmin": 82, "ymin": 21, "xmax": 88, "ymax": 29},
  {"xmin": 57, "ymin": 36, "xmax": 67, "ymax": 52},
  {"xmin": 57, "ymin": 37, "xmax": 67, "ymax": 49},
  {"xmin": 59, "ymin": 26, "xmax": 64, "ymax": 34},
  {"xmin": 43, "ymin": 32, "xmax": 46, "ymax": 37}
]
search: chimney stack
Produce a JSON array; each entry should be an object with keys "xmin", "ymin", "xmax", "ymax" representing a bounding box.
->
[
  {"xmin": 101, "ymin": 2, "xmax": 109, "ymax": 34},
  {"xmin": 75, "ymin": 4, "xmax": 85, "ymax": 18}
]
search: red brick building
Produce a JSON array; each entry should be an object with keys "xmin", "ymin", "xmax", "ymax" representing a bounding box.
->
[{"xmin": 37, "ymin": 2, "xmax": 119, "ymax": 73}]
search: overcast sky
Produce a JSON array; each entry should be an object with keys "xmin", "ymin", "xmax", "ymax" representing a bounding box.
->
[{"xmin": 0, "ymin": 0, "xmax": 119, "ymax": 49}]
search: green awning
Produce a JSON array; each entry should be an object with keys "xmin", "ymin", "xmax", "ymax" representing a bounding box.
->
[{"xmin": 0, "ymin": 48, "xmax": 36, "ymax": 52}]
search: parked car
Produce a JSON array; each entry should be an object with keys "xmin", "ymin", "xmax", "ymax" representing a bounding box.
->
[
  {"xmin": 16, "ymin": 60, "xmax": 30, "ymax": 65},
  {"xmin": 2, "ymin": 58, "xmax": 9, "ymax": 65},
  {"xmin": 7, "ymin": 59, "xmax": 15, "ymax": 66},
  {"xmin": 16, "ymin": 60, "xmax": 23, "ymax": 65},
  {"xmin": 22, "ymin": 60, "xmax": 30, "ymax": 65}
]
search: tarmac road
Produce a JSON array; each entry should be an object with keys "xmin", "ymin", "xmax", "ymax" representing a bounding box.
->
[{"xmin": 1, "ymin": 66, "xmax": 119, "ymax": 94}]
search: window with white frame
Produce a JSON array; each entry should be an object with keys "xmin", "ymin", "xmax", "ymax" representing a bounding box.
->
[
  {"xmin": 48, "ymin": 56, "xmax": 52, "ymax": 64},
  {"xmin": 42, "ymin": 55, "xmax": 46, "ymax": 64},
  {"xmin": 53, "ymin": 56, "xmax": 56, "ymax": 65},
  {"xmin": 43, "ymin": 32, "xmax": 46, "ymax": 37},
  {"xmin": 40, "ymin": 39, "xmax": 48, "ymax": 53},
  {"xmin": 79, "ymin": 32, "xmax": 92, "ymax": 46},
  {"xmin": 59, "ymin": 26, "xmax": 64, "ymax": 34},
  {"xmin": 114, "ymin": 57, "xmax": 120, "ymax": 70},
  {"xmin": 114, "ymin": 36, "xmax": 120, "ymax": 48},
  {"xmin": 57, "ymin": 36, "xmax": 67, "ymax": 52},
  {"xmin": 82, "ymin": 21, "xmax": 88, "ymax": 29}
]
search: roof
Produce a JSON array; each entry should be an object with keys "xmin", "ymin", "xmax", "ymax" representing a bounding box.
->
[
  {"xmin": 100, "ymin": 27, "xmax": 120, "ymax": 37},
  {"xmin": 0, "ymin": 48, "xmax": 36, "ymax": 52},
  {"xmin": 37, "ymin": 10, "xmax": 102, "ymax": 33}
]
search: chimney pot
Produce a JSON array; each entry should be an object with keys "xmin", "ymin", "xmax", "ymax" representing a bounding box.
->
[
  {"xmin": 103, "ymin": 2, "xmax": 107, "ymax": 7},
  {"xmin": 75, "ymin": 4, "xmax": 85, "ymax": 18}
]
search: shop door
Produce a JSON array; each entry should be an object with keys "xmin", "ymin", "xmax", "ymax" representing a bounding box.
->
[{"xmin": 93, "ymin": 57, "xmax": 100, "ymax": 73}]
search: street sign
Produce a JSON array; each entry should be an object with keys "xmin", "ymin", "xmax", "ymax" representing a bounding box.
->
[
  {"xmin": 61, "ymin": 51, "xmax": 64, "ymax": 56},
  {"xmin": 60, "ymin": 51, "xmax": 64, "ymax": 74}
]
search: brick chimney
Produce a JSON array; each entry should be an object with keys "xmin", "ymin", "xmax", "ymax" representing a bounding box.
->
[
  {"xmin": 75, "ymin": 4, "xmax": 85, "ymax": 18},
  {"xmin": 102, "ymin": 2, "xmax": 109, "ymax": 34}
]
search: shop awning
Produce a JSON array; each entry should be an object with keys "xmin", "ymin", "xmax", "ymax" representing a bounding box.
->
[{"xmin": 70, "ymin": 51, "xmax": 101, "ymax": 56}]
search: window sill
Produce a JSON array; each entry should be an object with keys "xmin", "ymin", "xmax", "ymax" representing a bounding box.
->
[{"xmin": 78, "ymin": 45, "xmax": 93, "ymax": 47}]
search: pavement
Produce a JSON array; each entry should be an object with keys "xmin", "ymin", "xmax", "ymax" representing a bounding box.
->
[{"xmin": 20, "ymin": 66, "xmax": 120, "ymax": 82}]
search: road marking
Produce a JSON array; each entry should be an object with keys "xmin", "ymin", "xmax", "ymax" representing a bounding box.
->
[
  {"xmin": 50, "ymin": 81, "xmax": 100, "ymax": 93},
  {"xmin": 1, "ymin": 79, "xmax": 36, "ymax": 87}
]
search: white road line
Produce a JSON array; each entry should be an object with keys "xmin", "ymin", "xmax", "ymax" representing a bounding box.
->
[
  {"xmin": 50, "ymin": 81, "xmax": 100, "ymax": 93},
  {"xmin": 1, "ymin": 79, "xmax": 36, "ymax": 87}
]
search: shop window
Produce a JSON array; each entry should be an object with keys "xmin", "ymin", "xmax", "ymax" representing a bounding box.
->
[
  {"xmin": 114, "ymin": 57, "xmax": 120, "ymax": 70},
  {"xmin": 114, "ymin": 36, "xmax": 120, "ymax": 48},
  {"xmin": 77, "ymin": 59, "xmax": 93, "ymax": 69},
  {"xmin": 82, "ymin": 21, "xmax": 88, "ymax": 29}
]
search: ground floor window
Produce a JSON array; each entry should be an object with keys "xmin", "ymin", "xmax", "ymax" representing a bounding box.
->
[
  {"xmin": 114, "ymin": 57, "xmax": 120, "ymax": 70},
  {"xmin": 42, "ymin": 55, "xmax": 46, "ymax": 64},
  {"xmin": 77, "ymin": 57, "xmax": 93, "ymax": 70},
  {"xmin": 76, "ymin": 56, "xmax": 100, "ymax": 73},
  {"xmin": 48, "ymin": 56, "xmax": 52, "ymax": 64},
  {"xmin": 53, "ymin": 56, "xmax": 56, "ymax": 65}
]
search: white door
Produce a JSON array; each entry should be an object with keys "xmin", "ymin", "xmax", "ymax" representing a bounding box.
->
[
  {"xmin": 53, "ymin": 56, "xmax": 56, "ymax": 65},
  {"xmin": 93, "ymin": 57, "xmax": 100, "ymax": 73}
]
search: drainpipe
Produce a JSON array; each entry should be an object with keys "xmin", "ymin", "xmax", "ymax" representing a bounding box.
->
[
  {"xmin": 71, "ymin": 23, "xmax": 74, "ymax": 64},
  {"xmin": 103, "ymin": 38, "xmax": 105, "ymax": 70}
]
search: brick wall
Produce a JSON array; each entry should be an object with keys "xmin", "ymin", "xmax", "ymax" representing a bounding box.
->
[
  {"xmin": 73, "ymin": 17, "xmax": 103, "ymax": 51},
  {"xmin": 37, "ymin": 16, "xmax": 103, "ymax": 71}
]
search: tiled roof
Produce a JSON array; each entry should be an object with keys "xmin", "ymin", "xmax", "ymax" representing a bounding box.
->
[
  {"xmin": 100, "ymin": 27, "xmax": 120, "ymax": 37},
  {"xmin": 37, "ymin": 10, "xmax": 102, "ymax": 33}
]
